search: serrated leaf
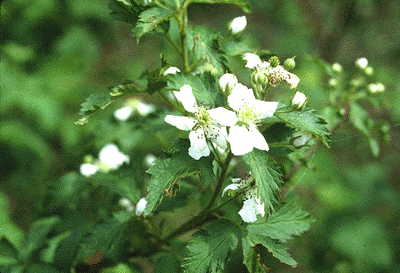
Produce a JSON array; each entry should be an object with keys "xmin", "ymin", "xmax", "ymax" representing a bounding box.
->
[
  {"xmin": 108, "ymin": 0, "xmax": 145, "ymax": 25},
  {"xmin": 19, "ymin": 216, "xmax": 60, "ymax": 263},
  {"xmin": 186, "ymin": 26, "xmax": 228, "ymax": 74},
  {"xmin": 263, "ymin": 123, "xmax": 295, "ymax": 155},
  {"xmin": 76, "ymin": 217, "xmax": 130, "ymax": 261},
  {"xmin": 242, "ymin": 234, "xmax": 296, "ymax": 267},
  {"xmin": 246, "ymin": 202, "xmax": 314, "ymax": 243},
  {"xmin": 75, "ymin": 81, "xmax": 142, "ymax": 126},
  {"xmin": 167, "ymin": 72, "xmax": 224, "ymax": 107},
  {"xmin": 144, "ymin": 139, "xmax": 214, "ymax": 216},
  {"xmin": 242, "ymin": 150, "xmax": 283, "ymax": 212},
  {"xmin": 274, "ymin": 106, "xmax": 331, "ymax": 147},
  {"xmin": 133, "ymin": 7, "xmax": 173, "ymax": 41},
  {"xmin": 183, "ymin": 220, "xmax": 239, "ymax": 273},
  {"xmin": 154, "ymin": 253, "xmax": 181, "ymax": 273},
  {"xmin": 192, "ymin": 0, "xmax": 252, "ymax": 13}
]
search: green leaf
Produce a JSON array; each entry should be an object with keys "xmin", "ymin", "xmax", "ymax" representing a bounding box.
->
[
  {"xmin": 19, "ymin": 216, "xmax": 60, "ymax": 263},
  {"xmin": 41, "ymin": 231, "xmax": 71, "ymax": 264},
  {"xmin": 242, "ymin": 234, "xmax": 296, "ymax": 267},
  {"xmin": 76, "ymin": 216, "xmax": 131, "ymax": 261},
  {"xmin": 274, "ymin": 106, "xmax": 331, "ymax": 148},
  {"xmin": 183, "ymin": 220, "xmax": 239, "ymax": 273},
  {"xmin": 144, "ymin": 139, "xmax": 214, "ymax": 216},
  {"xmin": 0, "ymin": 238, "xmax": 18, "ymax": 266},
  {"xmin": 262, "ymin": 123, "xmax": 295, "ymax": 155},
  {"xmin": 247, "ymin": 202, "xmax": 314, "ymax": 243},
  {"xmin": 0, "ymin": 192, "xmax": 24, "ymax": 250},
  {"xmin": 242, "ymin": 150, "xmax": 283, "ymax": 211},
  {"xmin": 75, "ymin": 81, "xmax": 141, "ymax": 125},
  {"xmin": 186, "ymin": 26, "xmax": 228, "ymax": 75},
  {"xmin": 167, "ymin": 72, "xmax": 224, "ymax": 107},
  {"xmin": 192, "ymin": 0, "xmax": 252, "ymax": 13},
  {"xmin": 108, "ymin": 0, "xmax": 145, "ymax": 25},
  {"xmin": 133, "ymin": 7, "xmax": 173, "ymax": 42}
]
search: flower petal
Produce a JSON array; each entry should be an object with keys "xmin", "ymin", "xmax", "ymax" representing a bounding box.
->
[
  {"xmin": 135, "ymin": 198, "xmax": 147, "ymax": 217},
  {"xmin": 243, "ymin": 53, "xmax": 262, "ymax": 69},
  {"xmin": 252, "ymin": 101, "xmax": 278, "ymax": 119},
  {"xmin": 228, "ymin": 125, "xmax": 254, "ymax": 155},
  {"xmin": 80, "ymin": 163, "xmax": 99, "ymax": 177},
  {"xmin": 228, "ymin": 84, "xmax": 255, "ymax": 111},
  {"xmin": 248, "ymin": 124, "xmax": 269, "ymax": 151},
  {"xmin": 238, "ymin": 198, "xmax": 258, "ymax": 223},
  {"xmin": 188, "ymin": 129, "xmax": 210, "ymax": 160},
  {"xmin": 114, "ymin": 106, "xmax": 133, "ymax": 121},
  {"xmin": 174, "ymin": 85, "xmax": 198, "ymax": 113},
  {"xmin": 165, "ymin": 115, "xmax": 196, "ymax": 130},
  {"xmin": 222, "ymin": 184, "xmax": 242, "ymax": 196},
  {"xmin": 283, "ymin": 71, "xmax": 300, "ymax": 89},
  {"xmin": 207, "ymin": 125, "xmax": 228, "ymax": 150},
  {"xmin": 207, "ymin": 107, "xmax": 238, "ymax": 126},
  {"xmin": 98, "ymin": 143, "xmax": 130, "ymax": 170}
]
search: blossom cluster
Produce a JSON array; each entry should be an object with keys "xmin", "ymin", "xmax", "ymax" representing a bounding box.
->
[{"xmin": 164, "ymin": 80, "xmax": 278, "ymax": 159}]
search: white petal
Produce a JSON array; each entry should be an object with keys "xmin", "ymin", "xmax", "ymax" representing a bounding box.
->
[
  {"xmin": 99, "ymin": 143, "xmax": 130, "ymax": 170},
  {"xmin": 238, "ymin": 198, "xmax": 258, "ymax": 223},
  {"xmin": 252, "ymin": 101, "xmax": 278, "ymax": 119},
  {"xmin": 135, "ymin": 198, "xmax": 147, "ymax": 216},
  {"xmin": 229, "ymin": 16, "xmax": 247, "ymax": 35},
  {"xmin": 222, "ymin": 183, "xmax": 242, "ymax": 196},
  {"xmin": 255, "ymin": 198, "xmax": 265, "ymax": 217},
  {"xmin": 164, "ymin": 115, "xmax": 196, "ymax": 130},
  {"xmin": 188, "ymin": 129, "xmax": 210, "ymax": 160},
  {"xmin": 114, "ymin": 106, "xmax": 133, "ymax": 121},
  {"xmin": 174, "ymin": 85, "xmax": 198, "ymax": 113},
  {"xmin": 80, "ymin": 163, "xmax": 99, "ymax": 177},
  {"xmin": 228, "ymin": 125, "xmax": 254, "ymax": 156},
  {"xmin": 207, "ymin": 107, "xmax": 238, "ymax": 126},
  {"xmin": 136, "ymin": 102, "xmax": 156, "ymax": 116},
  {"xmin": 248, "ymin": 124, "xmax": 269, "ymax": 151},
  {"xmin": 208, "ymin": 125, "xmax": 228, "ymax": 150},
  {"xmin": 163, "ymin": 66, "xmax": 180, "ymax": 75},
  {"xmin": 243, "ymin": 53, "xmax": 262, "ymax": 69},
  {"xmin": 283, "ymin": 71, "xmax": 300, "ymax": 89},
  {"xmin": 228, "ymin": 84, "xmax": 255, "ymax": 111}
]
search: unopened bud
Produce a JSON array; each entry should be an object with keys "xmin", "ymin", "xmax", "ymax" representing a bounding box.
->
[
  {"xmin": 219, "ymin": 73, "xmax": 238, "ymax": 95},
  {"xmin": 135, "ymin": 198, "xmax": 147, "ymax": 217},
  {"xmin": 355, "ymin": 57, "xmax": 368, "ymax": 70},
  {"xmin": 364, "ymin": 66, "xmax": 374, "ymax": 76},
  {"xmin": 290, "ymin": 91, "xmax": 307, "ymax": 111},
  {"xmin": 229, "ymin": 16, "xmax": 247, "ymax": 35},
  {"xmin": 284, "ymin": 57, "xmax": 296, "ymax": 70},
  {"xmin": 367, "ymin": 82, "xmax": 385, "ymax": 94},
  {"xmin": 328, "ymin": 78, "xmax": 338, "ymax": 87},
  {"xmin": 332, "ymin": 63, "xmax": 343, "ymax": 73},
  {"xmin": 269, "ymin": 56, "xmax": 280, "ymax": 68}
]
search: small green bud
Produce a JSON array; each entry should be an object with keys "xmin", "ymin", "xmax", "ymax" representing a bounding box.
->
[
  {"xmin": 364, "ymin": 66, "xmax": 374, "ymax": 76},
  {"xmin": 328, "ymin": 78, "xmax": 338, "ymax": 87},
  {"xmin": 83, "ymin": 154, "xmax": 94, "ymax": 164},
  {"xmin": 332, "ymin": 63, "xmax": 343, "ymax": 73},
  {"xmin": 284, "ymin": 57, "xmax": 296, "ymax": 70},
  {"xmin": 269, "ymin": 56, "xmax": 280, "ymax": 68}
]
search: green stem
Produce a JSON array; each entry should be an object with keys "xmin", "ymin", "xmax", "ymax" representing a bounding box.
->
[{"xmin": 177, "ymin": 3, "xmax": 190, "ymax": 73}]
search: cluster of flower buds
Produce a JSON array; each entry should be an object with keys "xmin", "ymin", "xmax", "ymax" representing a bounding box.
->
[
  {"xmin": 222, "ymin": 176, "xmax": 265, "ymax": 223},
  {"xmin": 80, "ymin": 143, "xmax": 130, "ymax": 177}
]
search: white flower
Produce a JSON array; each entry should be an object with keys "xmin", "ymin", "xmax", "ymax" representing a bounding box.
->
[
  {"xmin": 80, "ymin": 163, "xmax": 99, "ymax": 177},
  {"xmin": 355, "ymin": 57, "xmax": 368, "ymax": 70},
  {"xmin": 98, "ymin": 143, "xmax": 130, "ymax": 170},
  {"xmin": 164, "ymin": 66, "xmax": 181, "ymax": 75},
  {"xmin": 214, "ymin": 84, "xmax": 277, "ymax": 156},
  {"xmin": 229, "ymin": 16, "xmax": 247, "ymax": 35},
  {"xmin": 270, "ymin": 65, "xmax": 300, "ymax": 89},
  {"xmin": 219, "ymin": 73, "xmax": 238, "ymax": 94},
  {"xmin": 114, "ymin": 106, "xmax": 134, "ymax": 121},
  {"xmin": 290, "ymin": 91, "xmax": 307, "ymax": 110},
  {"xmin": 164, "ymin": 85, "xmax": 235, "ymax": 160},
  {"xmin": 243, "ymin": 53, "xmax": 262, "ymax": 69},
  {"xmin": 135, "ymin": 198, "xmax": 147, "ymax": 216},
  {"xmin": 238, "ymin": 196, "xmax": 265, "ymax": 223},
  {"xmin": 144, "ymin": 154, "xmax": 157, "ymax": 168}
]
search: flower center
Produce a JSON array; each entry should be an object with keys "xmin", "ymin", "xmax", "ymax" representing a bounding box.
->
[{"xmin": 238, "ymin": 104, "xmax": 259, "ymax": 127}]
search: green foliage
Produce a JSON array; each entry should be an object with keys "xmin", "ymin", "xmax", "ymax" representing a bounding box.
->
[
  {"xmin": 274, "ymin": 105, "xmax": 331, "ymax": 148},
  {"xmin": 186, "ymin": 26, "xmax": 229, "ymax": 74},
  {"xmin": 133, "ymin": 7, "xmax": 173, "ymax": 42},
  {"xmin": 242, "ymin": 150, "xmax": 283, "ymax": 211},
  {"xmin": 183, "ymin": 220, "xmax": 239, "ymax": 273},
  {"xmin": 108, "ymin": 0, "xmax": 145, "ymax": 25},
  {"xmin": 144, "ymin": 139, "xmax": 214, "ymax": 216},
  {"xmin": 192, "ymin": 0, "xmax": 252, "ymax": 13}
]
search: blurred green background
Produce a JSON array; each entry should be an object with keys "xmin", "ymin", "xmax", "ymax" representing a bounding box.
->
[{"xmin": 1, "ymin": 0, "xmax": 399, "ymax": 272}]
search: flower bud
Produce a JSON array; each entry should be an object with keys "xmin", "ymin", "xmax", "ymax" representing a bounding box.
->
[
  {"xmin": 164, "ymin": 66, "xmax": 180, "ymax": 75},
  {"xmin": 367, "ymin": 82, "xmax": 385, "ymax": 94},
  {"xmin": 135, "ymin": 198, "xmax": 147, "ymax": 217},
  {"xmin": 251, "ymin": 70, "xmax": 268, "ymax": 87},
  {"xmin": 219, "ymin": 73, "xmax": 238, "ymax": 95},
  {"xmin": 355, "ymin": 57, "xmax": 368, "ymax": 70},
  {"xmin": 269, "ymin": 56, "xmax": 280, "ymax": 68},
  {"xmin": 290, "ymin": 91, "xmax": 307, "ymax": 110},
  {"xmin": 229, "ymin": 16, "xmax": 247, "ymax": 35},
  {"xmin": 328, "ymin": 78, "xmax": 338, "ymax": 87},
  {"xmin": 291, "ymin": 131, "xmax": 312, "ymax": 148},
  {"xmin": 364, "ymin": 66, "xmax": 374, "ymax": 76},
  {"xmin": 284, "ymin": 57, "xmax": 296, "ymax": 70},
  {"xmin": 332, "ymin": 63, "xmax": 343, "ymax": 73}
]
